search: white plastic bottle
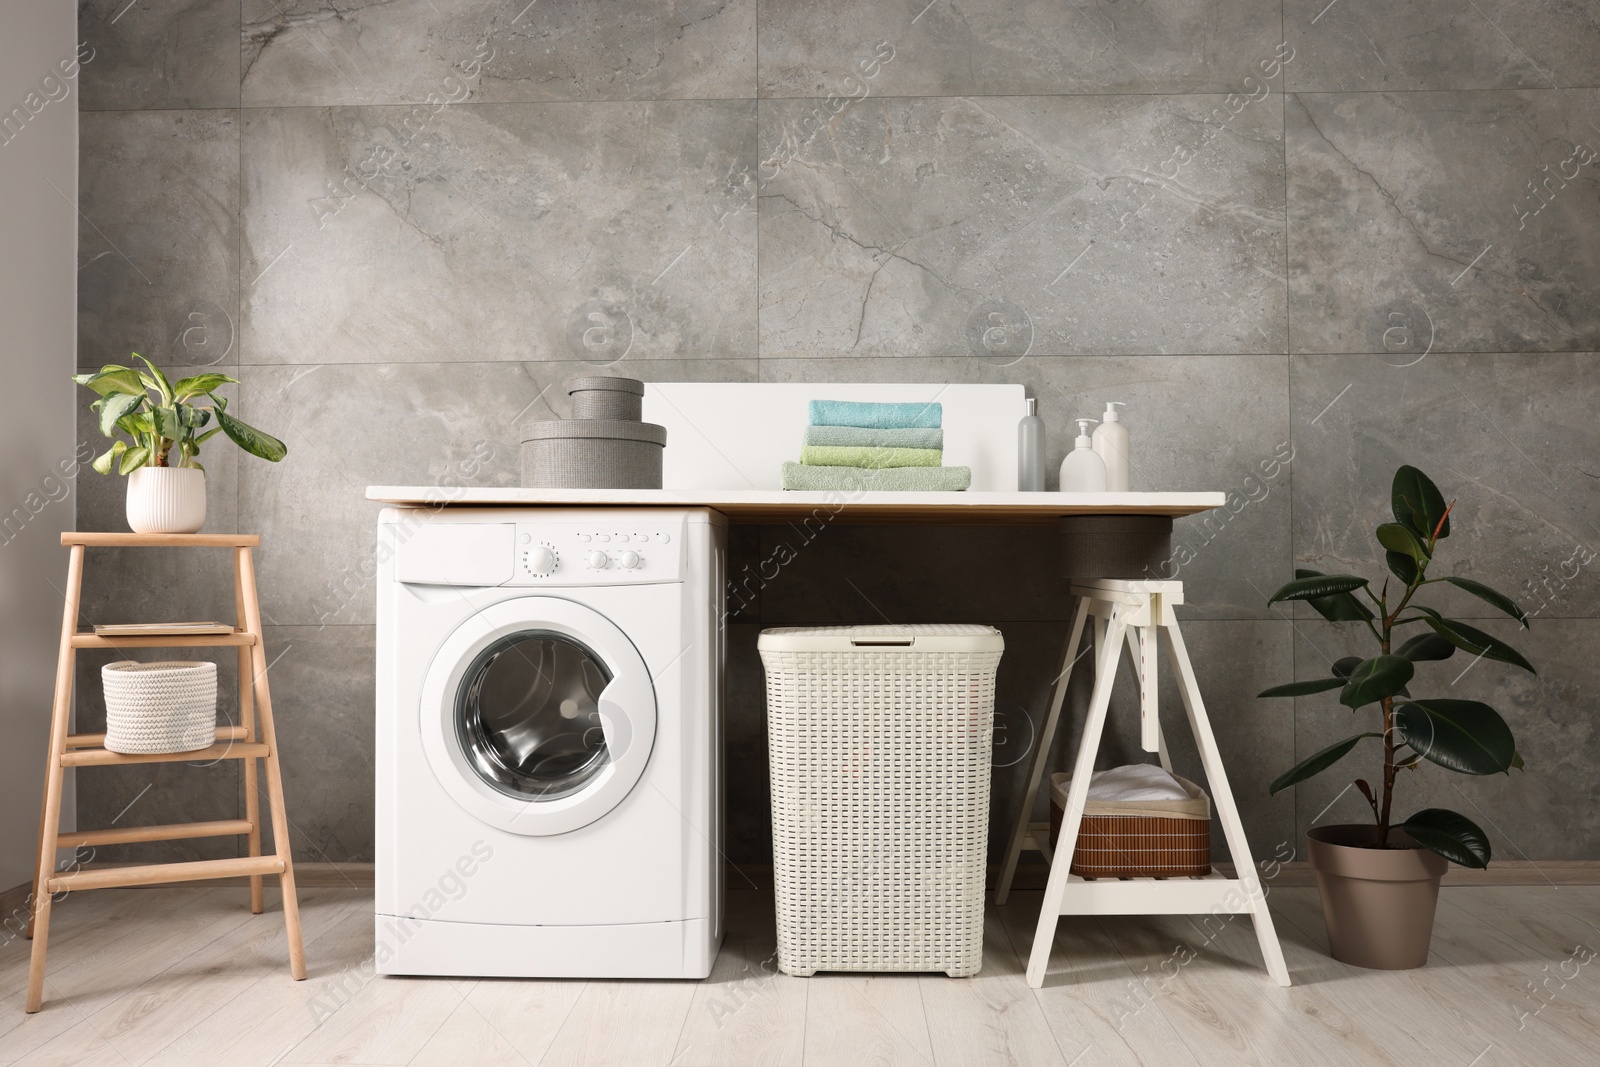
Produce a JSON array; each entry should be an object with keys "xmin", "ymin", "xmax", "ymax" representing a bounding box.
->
[
  {"xmin": 1092, "ymin": 401, "xmax": 1130, "ymax": 491},
  {"xmin": 1017, "ymin": 397, "xmax": 1045, "ymax": 492},
  {"xmin": 1060, "ymin": 418, "xmax": 1108, "ymax": 492}
]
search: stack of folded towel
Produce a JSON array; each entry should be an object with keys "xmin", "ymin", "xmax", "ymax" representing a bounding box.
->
[{"xmin": 780, "ymin": 399, "xmax": 973, "ymax": 491}]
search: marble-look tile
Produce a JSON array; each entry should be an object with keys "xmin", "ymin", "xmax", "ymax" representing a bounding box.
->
[
  {"xmin": 759, "ymin": 0, "xmax": 1285, "ymax": 97},
  {"xmin": 73, "ymin": 387, "xmax": 243, "ymax": 628},
  {"xmin": 1288, "ymin": 618, "xmax": 1593, "ymax": 861},
  {"xmin": 1287, "ymin": 90, "xmax": 1600, "ymax": 354},
  {"xmin": 72, "ymin": 644, "xmax": 244, "ymax": 863},
  {"xmin": 240, "ymin": 101, "xmax": 756, "ymax": 364},
  {"xmin": 1290, "ymin": 353, "xmax": 1600, "ymax": 623},
  {"xmin": 78, "ymin": 0, "xmax": 241, "ymax": 111},
  {"xmin": 758, "ymin": 356, "xmax": 1291, "ymax": 619},
  {"xmin": 236, "ymin": 359, "xmax": 755, "ymax": 626},
  {"xmin": 259, "ymin": 625, "xmax": 376, "ymax": 863},
  {"xmin": 759, "ymin": 93, "xmax": 1287, "ymax": 358},
  {"xmin": 1286, "ymin": 0, "xmax": 1600, "ymax": 92},
  {"xmin": 241, "ymin": 0, "xmax": 755, "ymax": 107},
  {"xmin": 78, "ymin": 109, "xmax": 239, "ymax": 369}
]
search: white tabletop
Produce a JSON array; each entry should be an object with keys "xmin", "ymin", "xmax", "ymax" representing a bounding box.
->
[{"xmin": 365, "ymin": 486, "xmax": 1224, "ymax": 525}]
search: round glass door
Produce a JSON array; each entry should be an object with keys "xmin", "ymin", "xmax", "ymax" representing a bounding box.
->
[{"xmin": 456, "ymin": 631, "xmax": 612, "ymax": 802}]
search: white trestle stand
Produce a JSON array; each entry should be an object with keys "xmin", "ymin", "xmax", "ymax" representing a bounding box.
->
[{"xmin": 994, "ymin": 579, "xmax": 1291, "ymax": 988}]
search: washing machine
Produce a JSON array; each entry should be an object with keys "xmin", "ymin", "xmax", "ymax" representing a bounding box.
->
[{"xmin": 375, "ymin": 507, "xmax": 726, "ymax": 978}]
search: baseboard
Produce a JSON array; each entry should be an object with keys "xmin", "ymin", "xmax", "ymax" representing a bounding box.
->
[{"xmin": 6, "ymin": 858, "xmax": 1598, "ymax": 907}]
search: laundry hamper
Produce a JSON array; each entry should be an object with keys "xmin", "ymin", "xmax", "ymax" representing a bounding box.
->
[{"xmin": 759, "ymin": 624, "xmax": 1004, "ymax": 978}]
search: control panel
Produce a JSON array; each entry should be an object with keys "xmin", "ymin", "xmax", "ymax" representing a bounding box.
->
[{"xmin": 510, "ymin": 523, "xmax": 682, "ymax": 586}]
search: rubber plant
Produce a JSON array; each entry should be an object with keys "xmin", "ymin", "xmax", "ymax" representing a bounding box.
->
[
  {"xmin": 1261, "ymin": 465, "xmax": 1531, "ymax": 868},
  {"xmin": 73, "ymin": 354, "xmax": 287, "ymax": 473}
]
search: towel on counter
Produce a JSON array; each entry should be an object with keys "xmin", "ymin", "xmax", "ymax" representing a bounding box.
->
[
  {"xmin": 809, "ymin": 399, "xmax": 942, "ymax": 430},
  {"xmin": 803, "ymin": 425, "xmax": 944, "ymax": 450},
  {"xmin": 798, "ymin": 445, "xmax": 941, "ymax": 469},
  {"xmin": 781, "ymin": 462, "xmax": 971, "ymax": 492}
]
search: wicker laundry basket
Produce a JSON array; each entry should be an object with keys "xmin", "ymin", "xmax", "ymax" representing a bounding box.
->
[
  {"xmin": 759, "ymin": 624, "xmax": 1004, "ymax": 978},
  {"xmin": 102, "ymin": 660, "xmax": 218, "ymax": 755},
  {"xmin": 1049, "ymin": 771, "xmax": 1211, "ymax": 877}
]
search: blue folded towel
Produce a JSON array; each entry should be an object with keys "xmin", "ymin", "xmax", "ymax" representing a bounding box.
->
[{"xmin": 809, "ymin": 399, "xmax": 942, "ymax": 430}]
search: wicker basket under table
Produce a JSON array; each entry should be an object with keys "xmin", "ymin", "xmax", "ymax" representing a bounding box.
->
[
  {"xmin": 1048, "ymin": 771, "xmax": 1211, "ymax": 878},
  {"xmin": 759, "ymin": 624, "xmax": 1004, "ymax": 978}
]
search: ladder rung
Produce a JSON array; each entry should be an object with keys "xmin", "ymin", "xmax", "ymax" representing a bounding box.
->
[
  {"xmin": 65, "ymin": 726, "xmax": 248, "ymax": 749},
  {"xmin": 61, "ymin": 742, "xmax": 269, "ymax": 767},
  {"xmin": 57, "ymin": 819, "xmax": 255, "ymax": 848},
  {"xmin": 71, "ymin": 631, "xmax": 256, "ymax": 648},
  {"xmin": 47, "ymin": 855, "xmax": 285, "ymax": 892}
]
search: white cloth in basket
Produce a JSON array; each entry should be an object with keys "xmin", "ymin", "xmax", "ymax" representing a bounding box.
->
[{"xmin": 1086, "ymin": 763, "xmax": 1191, "ymax": 803}]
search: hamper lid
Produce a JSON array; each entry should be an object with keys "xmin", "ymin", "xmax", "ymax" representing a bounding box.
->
[
  {"xmin": 521, "ymin": 419, "xmax": 667, "ymax": 445},
  {"xmin": 757, "ymin": 623, "xmax": 1003, "ymax": 654}
]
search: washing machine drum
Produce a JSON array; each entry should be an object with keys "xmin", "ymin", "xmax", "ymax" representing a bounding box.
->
[{"xmin": 420, "ymin": 597, "xmax": 657, "ymax": 836}]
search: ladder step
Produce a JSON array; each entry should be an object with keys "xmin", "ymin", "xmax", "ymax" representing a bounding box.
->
[
  {"xmin": 47, "ymin": 855, "xmax": 285, "ymax": 892},
  {"xmin": 71, "ymin": 630, "xmax": 256, "ymax": 648},
  {"xmin": 60, "ymin": 742, "xmax": 269, "ymax": 767},
  {"xmin": 57, "ymin": 819, "xmax": 255, "ymax": 848},
  {"xmin": 65, "ymin": 725, "xmax": 248, "ymax": 749}
]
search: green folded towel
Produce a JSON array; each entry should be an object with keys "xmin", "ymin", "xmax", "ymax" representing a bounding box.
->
[
  {"xmin": 799, "ymin": 445, "xmax": 942, "ymax": 468},
  {"xmin": 781, "ymin": 462, "xmax": 972, "ymax": 492},
  {"xmin": 803, "ymin": 426, "xmax": 944, "ymax": 450}
]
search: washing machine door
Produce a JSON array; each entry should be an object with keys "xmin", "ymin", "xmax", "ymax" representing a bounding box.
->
[{"xmin": 418, "ymin": 597, "xmax": 657, "ymax": 836}]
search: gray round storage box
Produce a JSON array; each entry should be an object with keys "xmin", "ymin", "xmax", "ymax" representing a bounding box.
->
[
  {"xmin": 521, "ymin": 419, "xmax": 667, "ymax": 489},
  {"xmin": 567, "ymin": 376, "xmax": 644, "ymax": 421}
]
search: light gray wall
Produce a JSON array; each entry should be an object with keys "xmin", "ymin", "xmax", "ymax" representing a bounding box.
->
[
  {"xmin": 74, "ymin": 1, "xmax": 1600, "ymax": 866},
  {"xmin": 1, "ymin": 1, "xmax": 80, "ymax": 894}
]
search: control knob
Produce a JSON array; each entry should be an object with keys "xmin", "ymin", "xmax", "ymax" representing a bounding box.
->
[
  {"xmin": 617, "ymin": 550, "xmax": 640, "ymax": 569},
  {"xmin": 587, "ymin": 550, "xmax": 610, "ymax": 569},
  {"xmin": 524, "ymin": 546, "xmax": 557, "ymax": 575}
]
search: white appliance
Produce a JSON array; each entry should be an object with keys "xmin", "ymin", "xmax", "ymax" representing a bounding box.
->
[{"xmin": 375, "ymin": 507, "xmax": 726, "ymax": 978}]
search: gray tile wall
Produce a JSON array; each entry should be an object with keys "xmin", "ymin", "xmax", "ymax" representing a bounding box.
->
[{"xmin": 71, "ymin": 1, "xmax": 1600, "ymax": 866}]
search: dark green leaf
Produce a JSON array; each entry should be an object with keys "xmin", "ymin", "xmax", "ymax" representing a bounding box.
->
[
  {"xmin": 98, "ymin": 392, "xmax": 142, "ymax": 438},
  {"xmin": 1401, "ymin": 808, "xmax": 1490, "ymax": 868},
  {"xmin": 1417, "ymin": 608, "xmax": 1536, "ymax": 674},
  {"xmin": 1377, "ymin": 522, "xmax": 1430, "ymax": 562},
  {"xmin": 1394, "ymin": 699, "xmax": 1516, "ymax": 775},
  {"xmin": 1332, "ymin": 656, "xmax": 1362, "ymax": 678},
  {"xmin": 152, "ymin": 405, "xmax": 184, "ymax": 441},
  {"xmin": 194, "ymin": 426, "xmax": 223, "ymax": 444},
  {"xmin": 1270, "ymin": 734, "xmax": 1381, "ymax": 794},
  {"xmin": 1397, "ymin": 632, "xmax": 1455, "ymax": 661},
  {"xmin": 1340, "ymin": 655, "xmax": 1416, "ymax": 709},
  {"xmin": 1510, "ymin": 751, "xmax": 1525, "ymax": 771},
  {"xmin": 1268, "ymin": 573, "xmax": 1369, "ymax": 604},
  {"xmin": 1386, "ymin": 550, "xmax": 1419, "ymax": 585},
  {"xmin": 176, "ymin": 403, "xmax": 210, "ymax": 429},
  {"xmin": 1258, "ymin": 676, "xmax": 1347, "ymax": 698},
  {"xmin": 1393, "ymin": 465, "xmax": 1450, "ymax": 539},
  {"xmin": 217, "ymin": 411, "xmax": 288, "ymax": 462},
  {"xmin": 1443, "ymin": 577, "xmax": 1529, "ymax": 627},
  {"xmin": 1293, "ymin": 568, "xmax": 1376, "ymax": 622}
]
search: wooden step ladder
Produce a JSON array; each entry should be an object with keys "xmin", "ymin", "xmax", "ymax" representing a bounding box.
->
[
  {"xmin": 994, "ymin": 578, "xmax": 1290, "ymax": 988},
  {"xmin": 25, "ymin": 532, "xmax": 305, "ymax": 1013}
]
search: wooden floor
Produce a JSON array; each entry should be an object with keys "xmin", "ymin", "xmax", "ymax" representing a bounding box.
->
[{"xmin": 2, "ymin": 883, "xmax": 1597, "ymax": 1065}]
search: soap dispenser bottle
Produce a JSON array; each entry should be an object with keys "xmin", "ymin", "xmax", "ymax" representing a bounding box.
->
[
  {"xmin": 1092, "ymin": 401, "xmax": 1130, "ymax": 491},
  {"xmin": 1017, "ymin": 397, "xmax": 1045, "ymax": 492},
  {"xmin": 1060, "ymin": 418, "xmax": 1108, "ymax": 492}
]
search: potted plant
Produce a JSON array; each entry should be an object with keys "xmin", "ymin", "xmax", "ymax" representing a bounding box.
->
[
  {"xmin": 1261, "ymin": 465, "xmax": 1531, "ymax": 969},
  {"xmin": 73, "ymin": 355, "xmax": 287, "ymax": 534}
]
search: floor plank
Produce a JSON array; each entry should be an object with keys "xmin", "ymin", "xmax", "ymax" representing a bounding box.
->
[
  {"xmin": 536, "ymin": 977, "xmax": 697, "ymax": 1067},
  {"xmin": 800, "ymin": 972, "xmax": 933, "ymax": 1067}
]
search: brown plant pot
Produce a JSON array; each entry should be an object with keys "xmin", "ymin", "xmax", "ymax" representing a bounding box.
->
[{"xmin": 1306, "ymin": 825, "xmax": 1449, "ymax": 970}]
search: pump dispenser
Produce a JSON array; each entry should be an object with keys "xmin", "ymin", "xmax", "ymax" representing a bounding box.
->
[
  {"xmin": 1092, "ymin": 401, "xmax": 1130, "ymax": 491},
  {"xmin": 1060, "ymin": 418, "xmax": 1108, "ymax": 492}
]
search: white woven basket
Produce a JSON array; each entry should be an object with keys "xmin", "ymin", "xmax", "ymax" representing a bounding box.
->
[
  {"xmin": 758, "ymin": 624, "xmax": 1004, "ymax": 978},
  {"xmin": 102, "ymin": 660, "xmax": 218, "ymax": 755}
]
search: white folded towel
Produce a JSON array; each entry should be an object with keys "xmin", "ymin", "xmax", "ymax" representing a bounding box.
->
[{"xmin": 1086, "ymin": 764, "xmax": 1192, "ymax": 803}]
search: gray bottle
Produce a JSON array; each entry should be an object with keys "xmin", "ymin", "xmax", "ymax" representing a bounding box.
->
[{"xmin": 1017, "ymin": 397, "xmax": 1045, "ymax": 491}]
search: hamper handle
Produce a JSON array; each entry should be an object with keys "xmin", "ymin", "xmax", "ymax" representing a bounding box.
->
[{"xmin": 849, "ymin": 638, "xmax": 914, "ymax": 646}]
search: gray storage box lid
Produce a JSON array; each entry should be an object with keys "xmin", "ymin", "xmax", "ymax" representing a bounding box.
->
[
  {"xmin": 565, "ymin": 375, "xmax": 645, "ymax": 396},
  {"xmin": 758, "ymin": 623, "xmax": 1003, "ymax": 654},
  {"xmin": 521, "ymin": 419, "xmax": 667, "ymax": 445}
]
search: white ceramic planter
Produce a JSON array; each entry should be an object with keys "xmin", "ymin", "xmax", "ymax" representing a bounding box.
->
[{"xmin": 126, "ymin": 466, "xmax": 207, "ymax": 534}]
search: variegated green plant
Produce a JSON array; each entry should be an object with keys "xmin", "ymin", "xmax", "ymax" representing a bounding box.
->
[
  {"xmin": 1261, "ymin": 465, "xmax": 1531, "ymax": 869},
  {"xmin": 73, "ymin": 355, "xmax": 287, "ymax": 475}
]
